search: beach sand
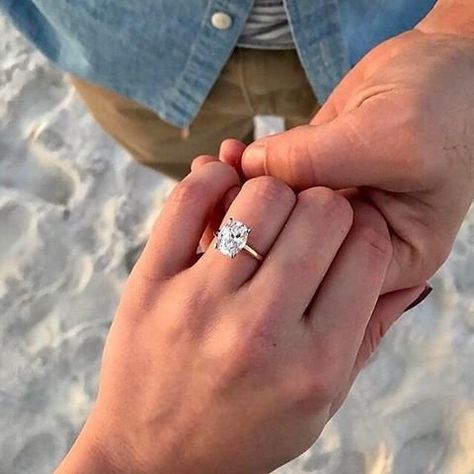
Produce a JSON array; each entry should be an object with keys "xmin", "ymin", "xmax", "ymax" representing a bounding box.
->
[{"xmin": 0, "ymin": 15, "xmax": 473, "ymax": 474}]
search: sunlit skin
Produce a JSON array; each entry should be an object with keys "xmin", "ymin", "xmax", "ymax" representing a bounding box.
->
[
  {"xmin": 240, "ymin": 1, "xmax": 474, "ymax": 294},
  {"xmin": 53, "ymin": 2, "xmax": 474, "ymax": 471},
  {"xmin": 56, "ymin": 161, "xmax": 424, "ymax": 473}
]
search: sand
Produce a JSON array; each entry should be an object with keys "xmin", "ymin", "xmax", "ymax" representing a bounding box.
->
[{"xmin": 0, "ymin": 14, "xmax": 473, "ymax": 474}]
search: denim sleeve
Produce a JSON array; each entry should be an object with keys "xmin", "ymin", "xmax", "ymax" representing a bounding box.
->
[{"xmin": 0, "ymin": 0, "xmax": 60, "ymax": 61}]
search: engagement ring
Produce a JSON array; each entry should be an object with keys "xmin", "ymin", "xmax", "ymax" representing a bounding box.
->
[{"xmin": 215, "ymin": 218, "xmax": 263, "ymax": 261}]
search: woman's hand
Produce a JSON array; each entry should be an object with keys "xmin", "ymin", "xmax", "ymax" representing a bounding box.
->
[
  {"xmin": 56, "ymin": 162, "xmax": 426, "ymax": 474},
  {"xmin": 241, "ymin": 27, "xmax": 474, "ymax": 293}
]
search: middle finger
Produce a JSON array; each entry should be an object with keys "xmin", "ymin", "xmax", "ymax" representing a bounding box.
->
[{"xmin": 248, "ymin": 187, "xmax": 354, "ymax": 319}]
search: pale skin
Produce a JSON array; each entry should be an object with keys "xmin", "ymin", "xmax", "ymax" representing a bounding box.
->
[
  {"xmin": 56, "ymin": 161, "xmax": 425, "ymax": 473},
  {"xmin": 240, "ymin": 0, "xmax": 474, "ymax": 293}
]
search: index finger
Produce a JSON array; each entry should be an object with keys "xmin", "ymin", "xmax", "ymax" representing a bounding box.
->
[{"xmin": 135, "ymin": 162, "xmax": 240, "ymax": 280}]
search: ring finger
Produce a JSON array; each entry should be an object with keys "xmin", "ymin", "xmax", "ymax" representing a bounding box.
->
[{"xmin": 196, "ymin": 176, "xmax": 296, "ymax": 290}]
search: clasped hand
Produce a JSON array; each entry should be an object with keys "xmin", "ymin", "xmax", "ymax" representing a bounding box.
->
[{"xmin": 57, "ymin": 160, "xmax": 425, "ymax": 474}]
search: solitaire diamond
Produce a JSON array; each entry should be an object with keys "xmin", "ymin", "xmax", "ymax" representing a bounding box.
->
[{"xmin": 215, "ymin": 218, "xmax": 251, "ymax": 258}]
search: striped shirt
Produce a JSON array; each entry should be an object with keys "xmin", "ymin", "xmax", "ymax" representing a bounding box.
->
[{"xmin": 237, "ymin": 0, "xmax": 295, "ymax": 50}]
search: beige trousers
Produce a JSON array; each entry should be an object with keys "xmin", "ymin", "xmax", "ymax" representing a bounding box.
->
[{"xmin": 71, "ymin": 48, "xmax": 320, "ymax": 180}]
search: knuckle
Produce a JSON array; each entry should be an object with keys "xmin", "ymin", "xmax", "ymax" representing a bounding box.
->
[
  {"xmin": 308, "ymin": 375, "xmax": 339, "ymax": 403},
  {"xmin": 212, "ymin": 338, "xmax": 264, "ymax": 386},
  {"xmin": 285, "ymin": 347, "xmax": 342, "ymax": 409},
  {"xmin": 298, "ymin": 187, "xmax": 354, "ymax": 227},
  {"xmin": 243, "ymin": 176, "xmax": 295, "ymax": 204},
  {"xmin": 228, "ymin": 340, "xmax": 260, "ymax": 376},
  {"xmin": 290, "ymin": 373, "xmax": 337, "ymax": 408},
  {"xmin": 170, "ymin": 178, "xmax": 206, "ymax": 205},
  {"xmin": 201, "ymin": 307, "xmax": 276, "ymax": 382},
  {"xmin": 223, "ymin": 319, "xmax": 278, "ymax": 377},
  {"xmin": 357, "ymin": 224, "xmax": 392, "ymax": 259},
  {"xmin": 166, "ymin": 281, "xmax": 216, "ymax": 337}
]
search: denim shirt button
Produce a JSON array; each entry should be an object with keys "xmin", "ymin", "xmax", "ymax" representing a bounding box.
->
[{"xmin": 211, "ymin": 12, "xmax": 233, "ymax": 30}]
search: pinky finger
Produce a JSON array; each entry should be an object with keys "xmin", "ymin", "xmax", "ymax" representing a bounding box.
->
[{"xmin": 329, "ymin": 283, "xmax": 430, "ymax": 417}]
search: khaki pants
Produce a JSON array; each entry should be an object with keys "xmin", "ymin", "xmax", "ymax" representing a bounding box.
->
[{"xmin": 71, "ymin": 48, "xmax": 319, "ymax": 180}]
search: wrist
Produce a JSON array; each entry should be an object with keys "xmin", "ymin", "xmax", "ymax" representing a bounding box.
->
[
  {"xmin": 55, "ymin": 412, "xmax": 209, "ymax": 474},
  {"xmin": 55, "ymin": 415, "xmax": 136, "ymax": 474},
  {"xmin": 55, "ymin": 436, "xmax": 118, "ymax": 474},
  {"xmin": 417, "ymin": 0, "xmax": 474, "ymax": 38}
]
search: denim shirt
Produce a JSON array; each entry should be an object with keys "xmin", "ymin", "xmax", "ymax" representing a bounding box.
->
[{"xmin": 1, "ymin": 0, "xmax": 435, "ymax": 128}]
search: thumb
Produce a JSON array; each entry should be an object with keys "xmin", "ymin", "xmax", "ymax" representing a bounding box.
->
[{"xmin": 241, "ymin": 100, "xmax": 420, "ymax": 191}]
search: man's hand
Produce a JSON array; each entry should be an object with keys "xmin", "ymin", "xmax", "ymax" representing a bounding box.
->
[
  {"xmin": 56, "ymin": 162, "xmax": 425, "ymax": 474},
  {"xmin": 241, "ymin": 22, "xmax": 474, "ymax": 293}
]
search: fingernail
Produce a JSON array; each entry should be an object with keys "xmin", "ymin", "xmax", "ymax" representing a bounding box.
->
[
  {"xmin": 242, "ymin": 141, "xmax": 267, "ymax": 176},
  {"xmin": 403, "ymin": 285, "xmax": 433, "ymax": 312},
  {"xmin": 245, "ymin": 141, "xmax": 266, "ymax": 160}
]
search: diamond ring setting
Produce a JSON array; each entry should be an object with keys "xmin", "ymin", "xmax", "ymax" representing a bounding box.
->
[{"xmin": 214, "ymin": 218, "xmax": 263, "ymax": 261}]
